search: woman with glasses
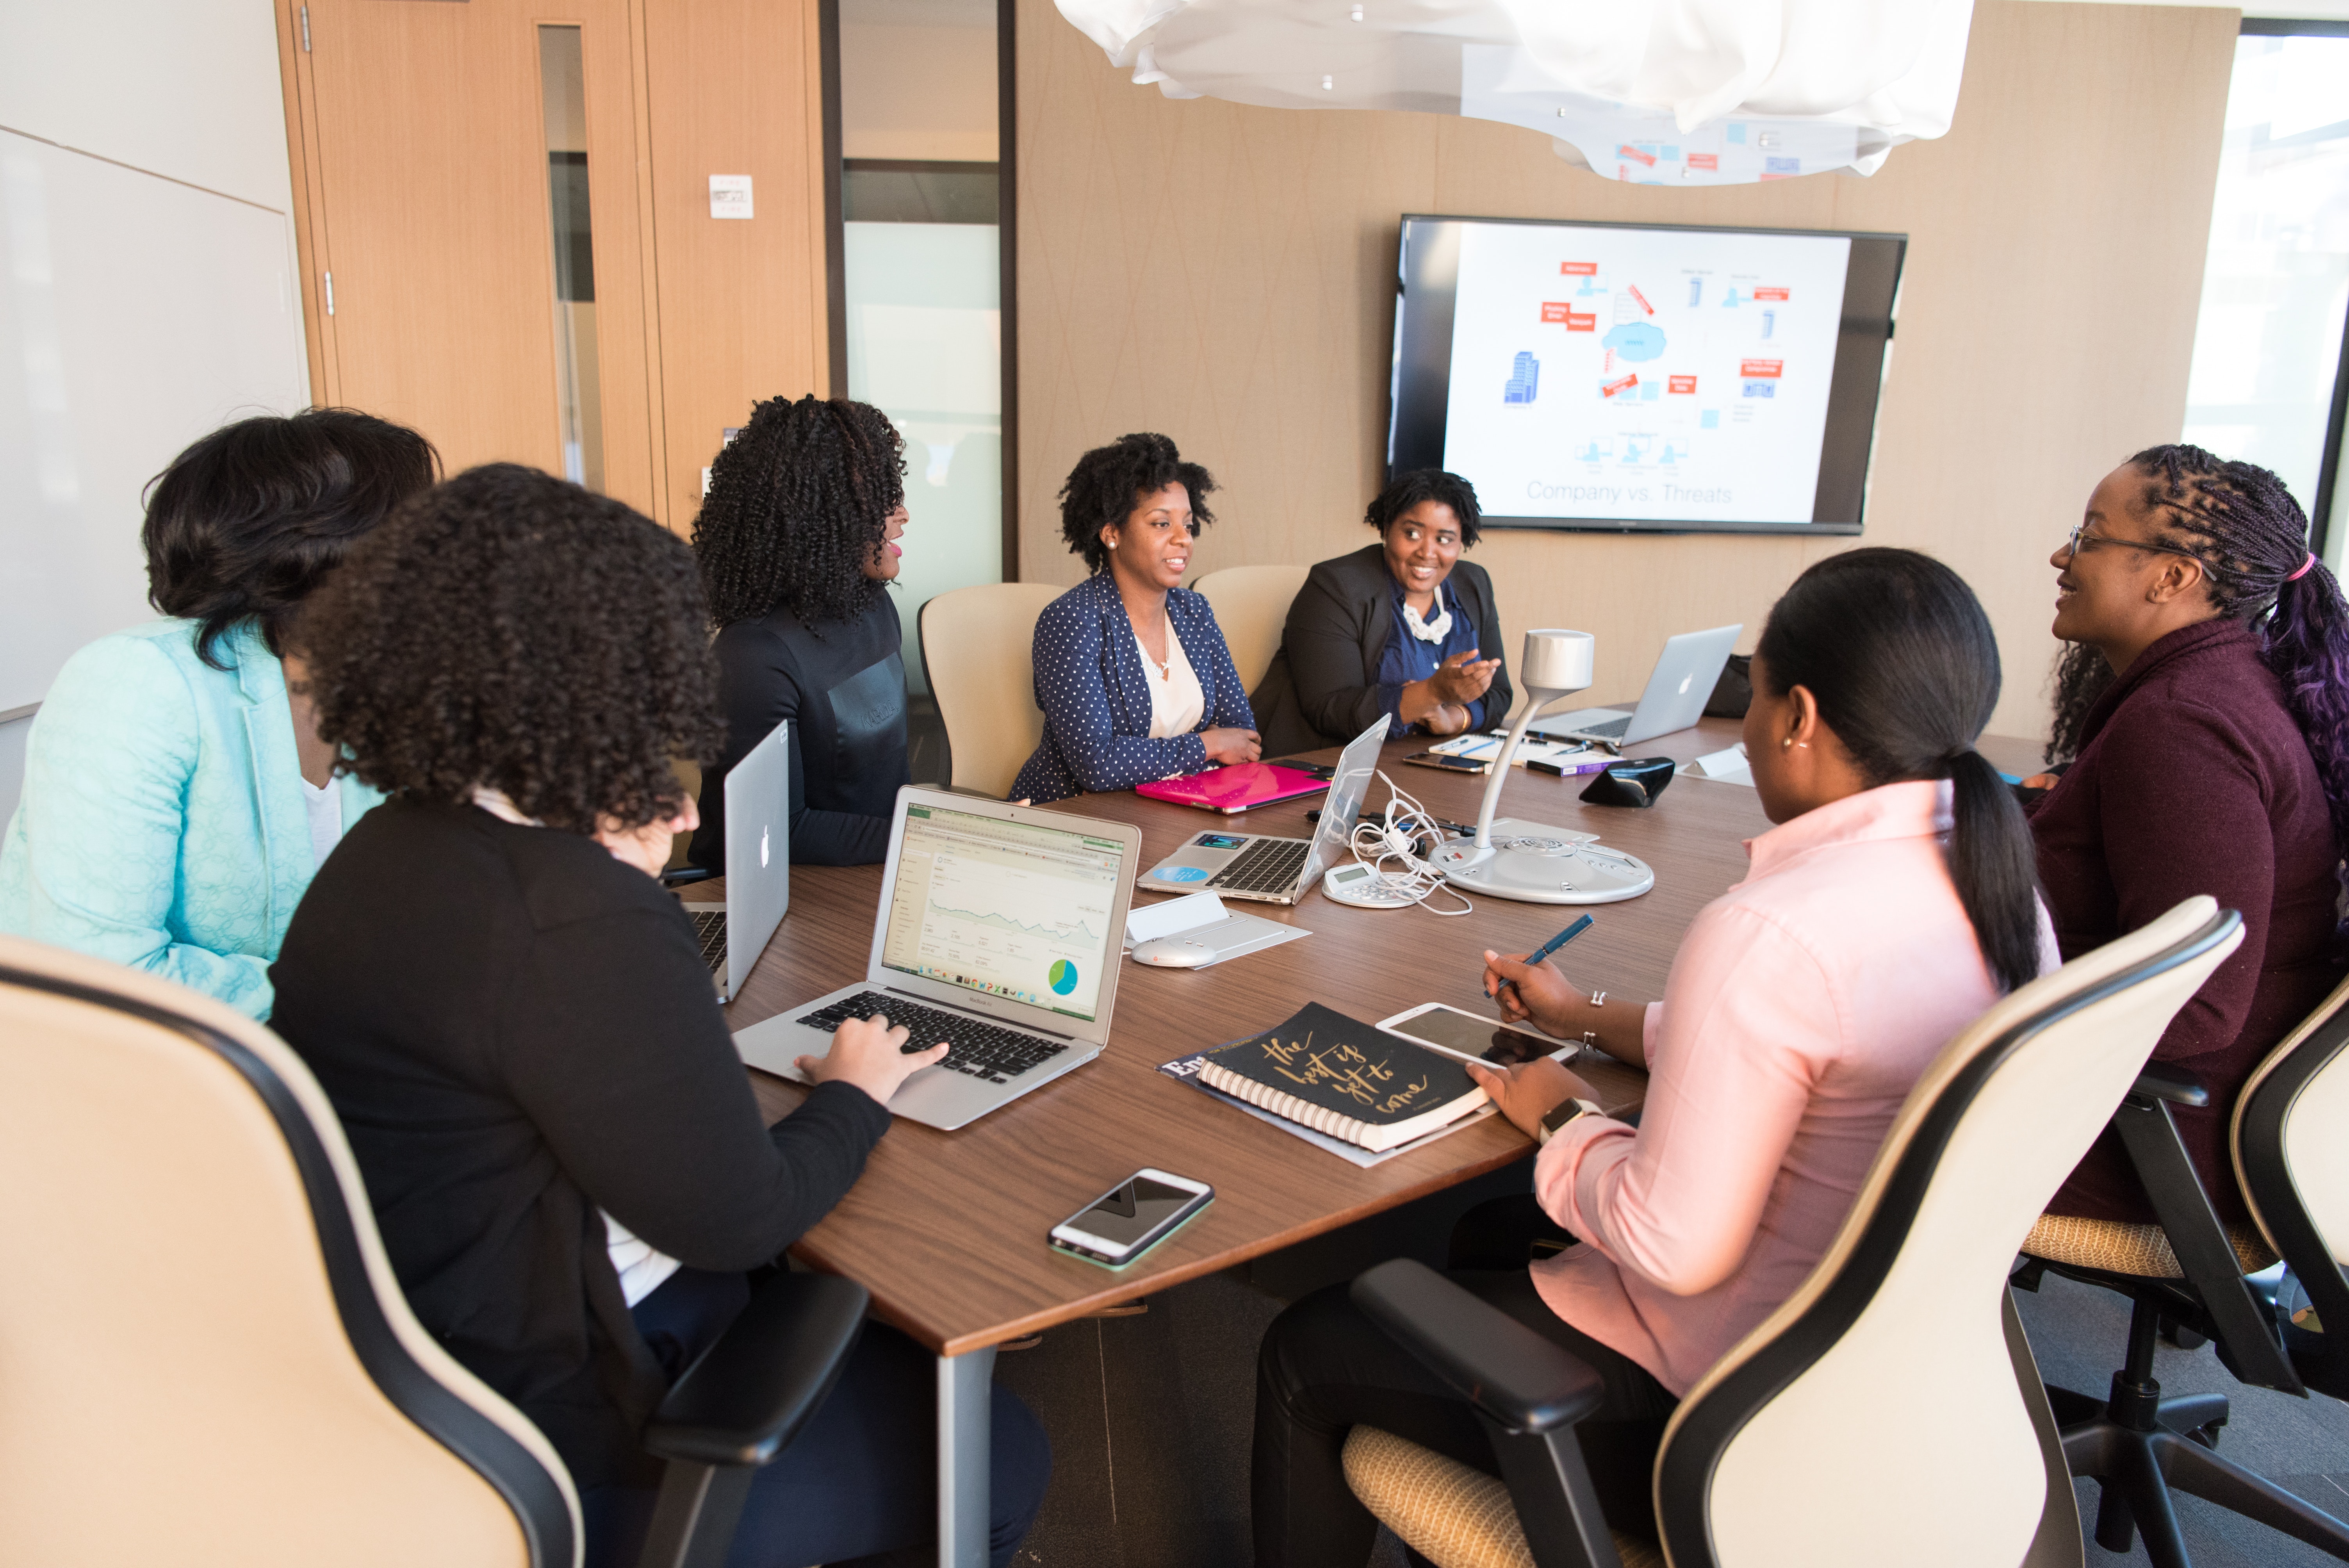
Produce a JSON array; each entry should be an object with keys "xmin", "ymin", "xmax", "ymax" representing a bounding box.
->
[{"xmin": 2030, "ymin": 445, "xmax": 2349, "ymax": 1232}]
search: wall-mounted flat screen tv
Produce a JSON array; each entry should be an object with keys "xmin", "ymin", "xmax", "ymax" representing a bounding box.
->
[{"xmin": 1387, "ymin": 215, "xmax": 1905, "ymax": 536}]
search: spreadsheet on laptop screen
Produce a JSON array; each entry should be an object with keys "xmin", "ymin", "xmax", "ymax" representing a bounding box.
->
[{"xmin": 881, "ymin": 806, "xmax": 1125, "ymax": 1022}]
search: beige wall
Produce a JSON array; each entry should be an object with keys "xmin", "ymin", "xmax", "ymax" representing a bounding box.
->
[
  {"xmin": 1014, "ymin": 0, "xmax": 2239, "ymax": 742},
  {"xmin": 841, "ymin": 0, "xmax": 999, "ymax": 162}
]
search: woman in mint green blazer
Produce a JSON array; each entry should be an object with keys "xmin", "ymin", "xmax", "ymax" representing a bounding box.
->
[{"xmin": 0, "ymin": 410, "xmax": 435, "ymax": 1017}]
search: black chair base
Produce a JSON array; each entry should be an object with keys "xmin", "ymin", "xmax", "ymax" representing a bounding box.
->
[{"xmin": 2044, "ymin": 1295, "xmax": 2349, "ymax": 1566}]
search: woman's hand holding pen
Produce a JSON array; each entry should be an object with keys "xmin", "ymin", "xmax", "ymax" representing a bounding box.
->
[{"xmin": 1482, "ymin": 949, "xmax": 1580, "ymax": 1033}]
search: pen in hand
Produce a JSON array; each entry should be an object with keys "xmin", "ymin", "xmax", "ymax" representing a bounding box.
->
[{"xmin": 1488, "ymin": 913, "xmax": 1595, "ymax": 1006}]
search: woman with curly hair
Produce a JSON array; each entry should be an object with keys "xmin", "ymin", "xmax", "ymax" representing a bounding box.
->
[
  {"xmin": 269, "ymin": 464, "xmax": 1048, "ymax": 1568},
  {"xmin": 1009, "ymin": 432, "xmax": 1259, "ymax": 804},
  {"xmin": 2030, "ymin": 445, "xmax": 2349, "ymax": 1229},
  {"xmin": 687, "ymin": 394, "xmax": 913, "ymax": 868},
  {"xmin": 1251, "ymin": 467, "xmax": 1511, "ymax": 756},
  {"xmin": 0, "ymin": 407, "xmax": 434, "ymax": 1017}
]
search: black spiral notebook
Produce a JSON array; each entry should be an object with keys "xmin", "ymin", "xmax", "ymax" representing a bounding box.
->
[{"xmin": 1191, "ymin": 1003, "xmax": 1490, "ymax": 1153}]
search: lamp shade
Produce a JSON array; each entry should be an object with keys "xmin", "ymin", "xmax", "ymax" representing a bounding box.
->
[
  {"xmin": 1521, "ymin": 629, "xmax": 1595, "ymax": 693},
  {"xmin": 1052, "ymin": 0, "xmax": 1975, "ymax": 183}
]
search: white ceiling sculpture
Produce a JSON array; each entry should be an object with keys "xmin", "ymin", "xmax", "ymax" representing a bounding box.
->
[{"xmin": 1053, "ymin": 0, "xmax": 1976, "ymax": 183}]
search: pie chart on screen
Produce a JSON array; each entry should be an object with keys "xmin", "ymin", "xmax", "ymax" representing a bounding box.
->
[{"xmin": 1048, "ymin": 960, "xmax": 1079, "ymax": 995}]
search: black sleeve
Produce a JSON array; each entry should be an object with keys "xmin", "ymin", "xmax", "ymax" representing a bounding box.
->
[
  {"xmin": 492, "ymin": 899, "xmax": 893, "ymax": 1272},
  {"xmin": 783, "ymin": 708, "xmax": 893, "ymax": 866},
  {"xmin": 691, "ymin": 625, "xmax": 804, "ymax": 872},
  {"xmin": 1283, "ymin": 567, "xmax": 1389, "ymax": 743}
]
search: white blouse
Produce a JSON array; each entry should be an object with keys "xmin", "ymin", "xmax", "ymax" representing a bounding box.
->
[{"xmin": 1137, "ymin": 622, "xmax": 1206, "ymax": 739}]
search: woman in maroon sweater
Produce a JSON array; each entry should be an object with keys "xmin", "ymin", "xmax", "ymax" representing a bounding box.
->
[{"xmin": 2032, "ymin": 444, "xmax": 2349, "ymax": 1226}]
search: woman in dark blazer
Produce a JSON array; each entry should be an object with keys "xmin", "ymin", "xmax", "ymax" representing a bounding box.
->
[
  {"xmin": 271, "ymin": 465, "xmax": 1046, "ymax": 1568},
  {"xmin": 1252, "ymin": 470, "xmax": 1512, "ymax": 757},
  {"xmin": 1010, "ymin": 433, "xmax": 1259, "ymax": 804},
  {"xmin": 687, "ymin": 394, "xmax": 913, "ymax": 869},
  {"xmin": 2029, "ymin": 444, "xmax": 2349, "ymax": 1229}
]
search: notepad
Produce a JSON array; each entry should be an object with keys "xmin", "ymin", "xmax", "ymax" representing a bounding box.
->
[{"xmin": 1192, "ymin": 1003, "xmax": 1490, "ymax": 1153}]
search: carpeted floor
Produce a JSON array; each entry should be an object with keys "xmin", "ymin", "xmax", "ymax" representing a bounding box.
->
[{"xmin": 986, "ymin": 1252, "xmax": 2349, "ymax": 1568}]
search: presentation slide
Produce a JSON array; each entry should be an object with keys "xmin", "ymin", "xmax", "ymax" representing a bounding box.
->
[
  {"xmin": 1439, "ymin": 221, "xmax": 1854, "ymax": 525},
  {"xmin": 882, "ymin": 809, "xmax": 1119, "ymax": 1021}
]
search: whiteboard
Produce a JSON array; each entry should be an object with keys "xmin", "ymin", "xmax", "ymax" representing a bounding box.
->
[{"xmin": 0, "ymin": 129, "xmax": 309, "ymax": 714}]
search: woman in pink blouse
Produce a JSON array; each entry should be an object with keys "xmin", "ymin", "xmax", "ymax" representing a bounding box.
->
[{"xmin": 1252, "ymin": 549, "xmax": 2053, "ymax": 1562}]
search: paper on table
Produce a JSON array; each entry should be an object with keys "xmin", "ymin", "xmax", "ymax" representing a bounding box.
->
[
  {"xmin": 1429, "ymin": 734, "xmax": 1608, "ymax": 769},
  {"xmin": 1123, "ymin": 889, "xmax": 1310, "ymax": 966},
  {"xmin": 1682, "ymin": 743, "xmax": 1754, "ymax": 787}
]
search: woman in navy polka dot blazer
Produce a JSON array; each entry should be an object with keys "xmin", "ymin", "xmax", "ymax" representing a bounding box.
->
[{"xmin": 1010, "ymin": 434, "xmax": 1260, "ymax": 804}]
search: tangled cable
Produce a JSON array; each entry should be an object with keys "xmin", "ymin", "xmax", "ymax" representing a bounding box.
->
[{"xmin": 1344, "ymin": 772, "xmax": 1475, "ymax": 916}]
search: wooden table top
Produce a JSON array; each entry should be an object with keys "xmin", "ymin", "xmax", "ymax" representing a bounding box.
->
[{"xmin": 715, "ymin": 716, "xmax": 2047, "ymax": 1356}]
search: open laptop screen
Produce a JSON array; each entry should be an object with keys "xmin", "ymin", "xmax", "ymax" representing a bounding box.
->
[{"xmin": 880, "ymin": 804, "xmax": 1126, "ymax": 1023}]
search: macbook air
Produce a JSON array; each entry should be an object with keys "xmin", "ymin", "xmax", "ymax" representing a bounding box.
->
[
  {"xmin": 730, "ymin": 787, "xmax": 1143, "ymax": 1130},
  {"xmin": 684, "ymin": 716, "xmax": 791, "ymax": 1004},
  {"xmin": 1135, "ymin": 715, "xmax": 1386, "ymax": 903},
  {"xmin": 1529, "ymin": 624, "xmax": 1743, "ymax": 748}
]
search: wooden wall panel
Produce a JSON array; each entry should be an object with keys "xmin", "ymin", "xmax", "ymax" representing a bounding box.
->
[
  {"xmin": 1015, "ymin": 0, "xmax": 2238, "ymax": 741},
  {"xmin": 640, "ymin": 0, "xmax": 831, "ymax": 531}
]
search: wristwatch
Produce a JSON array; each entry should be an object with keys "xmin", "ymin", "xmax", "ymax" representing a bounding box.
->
[{"xmin": 1537, "ymin": 1097, "xmax": 1604, "ymax": 1146}]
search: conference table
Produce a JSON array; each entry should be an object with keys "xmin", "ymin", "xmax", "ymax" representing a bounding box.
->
[{"xmin": 706, "ymin": 717, "xmax": 2047, "ymax": 1565}]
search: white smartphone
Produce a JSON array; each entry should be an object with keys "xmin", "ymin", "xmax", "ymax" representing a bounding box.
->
[
  {"xmin": 1376, "ymin": 1001, "xmax": 1577, "ymax": 1067},
  {"xmin": 1048, "ymin": 1167, "xmax": 1215, "ymax": 1269}
]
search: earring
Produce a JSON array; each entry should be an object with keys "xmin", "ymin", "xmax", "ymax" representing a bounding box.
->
[{"xmin": 1781, "ymin": 738, "xmax": 1808, "ymax": 751}]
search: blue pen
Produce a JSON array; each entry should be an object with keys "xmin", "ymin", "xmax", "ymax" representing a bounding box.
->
[{"xmin": 1492, "ymin": 914, "xmax": 1594, "ymax": 1003}]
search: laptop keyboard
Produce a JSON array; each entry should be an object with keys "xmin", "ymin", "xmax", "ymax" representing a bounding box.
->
[
  {"xmin": 794, "ymin": 991, "xmax": 1067, "ymax": 1085},
  {"xmin": 690, "ymin": 910, "xmax": 726, "ymax": 975},
  {"xmin": 1207, "ymin": 836, "xmax": 1310, "ymax": 894},
  {"xmin": 1576, "ymin": 715, "xmax": 1633, "ymax": 739}
]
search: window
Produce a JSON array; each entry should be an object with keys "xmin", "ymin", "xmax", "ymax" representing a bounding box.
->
[{"xmin": 2180, "ymin": 26, "xmax": 2349, "ymax": 565}]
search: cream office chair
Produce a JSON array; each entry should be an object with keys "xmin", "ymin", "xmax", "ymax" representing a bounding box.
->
[
  {"xmin": 2016, "ymin": 971, "xmax": 2349, "ymax": 1565},
  {"xmin": 0, "ymin": 934, "xmax": 868, "ymax": 1568},
  {"xmin": 1192, "ymin": 563, "xmax": 1308, "ymax": 695},
  {"xmin": 1341, "ymin": 896, "xmax": 2242, "ymax": 1568},
  {"xmin": 920, "ymin": 580, "xmax": 1060, "ymax": 797}
]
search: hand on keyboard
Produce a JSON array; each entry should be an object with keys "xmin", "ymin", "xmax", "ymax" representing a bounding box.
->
[{"xmin": 797, "ymin": 1012, "xmax": 949, "ymax": 1107}]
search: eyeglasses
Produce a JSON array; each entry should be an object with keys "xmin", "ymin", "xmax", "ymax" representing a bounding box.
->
[{"xmin": 2061, "ymin": 522, "xmax": 2203, "ymax": 563}]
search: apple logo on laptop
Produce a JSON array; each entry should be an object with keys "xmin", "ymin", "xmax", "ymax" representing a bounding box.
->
[
  {"xmin": 1677, "ymin": 674, "xmax": 1694, "ymax": 695},
  {"xmin": 761, "ymin": 826, "xmax": 771, "ymax": 868}
]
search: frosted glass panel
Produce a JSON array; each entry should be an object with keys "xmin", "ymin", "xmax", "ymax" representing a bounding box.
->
[
  {"xmin": 538, "ymin": 26, "xmax": 603, "ymax": 490},
  {"xmin": 2180, "ymin": 34, "xmax": 2349, "ymax": 558},
  {"xmin": 845, "ymin": 220, "xmax": 1000, "ymax": 692}
]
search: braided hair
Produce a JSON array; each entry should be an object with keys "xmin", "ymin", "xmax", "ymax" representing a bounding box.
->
[
  {"xmin": 1057, "ymin": 433, "xmax": 1216, "ymax": 575},
  {"xmin": 2049, "ymin": 443, "xmax": 2349, "ymax": 890},
  {"xmin": 692, "ymin": 394, "xmax": 905, "ymax": 628},
  {"xmin": 1758, "ymin": 548, "xmax": 2043, "ymax": 994}
]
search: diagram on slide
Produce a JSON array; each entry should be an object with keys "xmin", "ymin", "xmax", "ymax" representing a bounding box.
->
[{"xmin": 1441, "ymin": 223, "xmax": 1854, "ymax": 524}]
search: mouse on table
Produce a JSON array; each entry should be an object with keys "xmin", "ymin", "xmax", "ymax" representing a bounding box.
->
[{"xmin": 1131, "ymin": 937, "xmax": 1215, "ymax": 968}]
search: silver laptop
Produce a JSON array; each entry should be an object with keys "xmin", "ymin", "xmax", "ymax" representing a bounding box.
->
[
  {"xmin": 1529, "ymin": 624, "xmax": 1743, "ymax": 748},
  {"xmin": 1136, "ymin": 715, "xmax": 1386, "ymax": 903},
  {"xmin": 730, "ymin": 787, "xmax": 1143, "ymax": 1130},
  {"xmin": 684, "ymin": 717, "xmax": 792, "ymax": 1003}
]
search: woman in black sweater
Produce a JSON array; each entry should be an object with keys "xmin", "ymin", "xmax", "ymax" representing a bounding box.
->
[
  {"xmin": 689, "ymin": 395, "xmax": 914, "ymax": 868},
  {"xmin": 270, "ymin": 464, "xmax": 1047, "ymax": 1568}
]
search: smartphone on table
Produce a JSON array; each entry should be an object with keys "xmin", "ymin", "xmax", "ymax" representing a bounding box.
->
[
  {"xmin": 1049, "ymin": 1168, "xmax": 1215, "ymax": 1269},
  {"xmin": 1375, "ymin": 1001, "xmax": 1575, "ymax": 1067}
]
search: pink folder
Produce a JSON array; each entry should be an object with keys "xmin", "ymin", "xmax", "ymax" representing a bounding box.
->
[{"xmin": 1135, "ymin": 763, "xmax": 1330, "ymax": 814}]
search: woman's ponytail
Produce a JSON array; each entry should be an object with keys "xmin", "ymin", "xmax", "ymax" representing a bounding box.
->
[
  {"xmin": 1757, "ymin": 549, "xmax": 2044, "ymax": 994},
  {"xmin": 1944, "ymin": 747, "xmax": 2045, "ymax": 995}
]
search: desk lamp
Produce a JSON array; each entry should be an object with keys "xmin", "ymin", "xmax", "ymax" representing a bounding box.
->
[{"xmin": 1429, "ymin": 629, "xmax": 1656, "ymax": 905}]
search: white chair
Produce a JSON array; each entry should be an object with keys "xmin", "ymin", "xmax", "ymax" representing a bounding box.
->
[
  {"xmin": 1342, "ymin": 896, "xmax": 2243, "ymax": 1568},
  {"xmin": 920, "ymin": 581, "xmax": 1061, "ymax": 797},
  {"xmin": 0, "ymin": 934, "xmax": 868, "ymax": 1568},
  {"xmin": 1192, "ymin": 563, "xmax": 1308, "ymax": 697}
]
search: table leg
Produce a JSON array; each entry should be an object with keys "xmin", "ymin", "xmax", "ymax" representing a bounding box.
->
[{"xmin": 937, "ymin": 1343, "xmax": 998, "ymax": 1568}]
